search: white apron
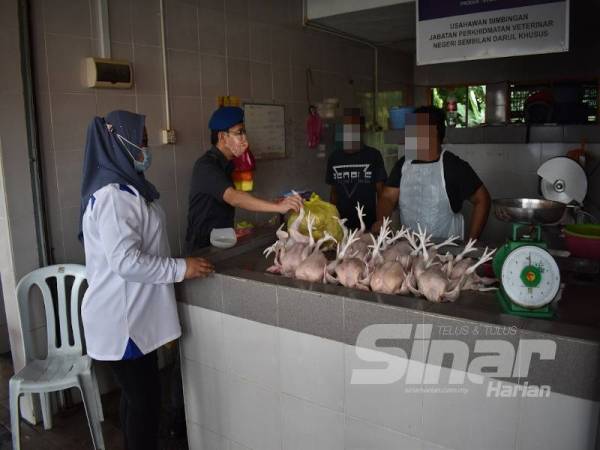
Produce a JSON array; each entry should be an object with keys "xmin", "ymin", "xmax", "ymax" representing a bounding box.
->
[{"xmin": 399, "ymin": 150, "xmax": 464, "ymax": 239}]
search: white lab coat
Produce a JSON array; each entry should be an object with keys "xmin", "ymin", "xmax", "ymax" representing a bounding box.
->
[{"xmin": 81, "ymin": 183, "xmax": 186, "ymax": 360}]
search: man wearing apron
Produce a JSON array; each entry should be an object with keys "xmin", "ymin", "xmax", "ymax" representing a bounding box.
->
[{"xmin": 374, "ymin": 106, "xmax": 490, "ymax": 240}]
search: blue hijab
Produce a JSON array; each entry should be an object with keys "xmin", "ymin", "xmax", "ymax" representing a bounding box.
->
[{"xmin": 79, "ymin": 110, "xmax": 160, "ymax": 240}]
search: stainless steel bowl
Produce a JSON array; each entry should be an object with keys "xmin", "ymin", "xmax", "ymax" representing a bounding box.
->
[{"xmin": 493, "ymin": 198, "xmax": 566, "ymax": 225}]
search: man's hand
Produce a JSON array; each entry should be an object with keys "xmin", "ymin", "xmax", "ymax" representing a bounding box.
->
[
  {"xmin": 276, "ymin": 194, "xmax": 303, "ymax": 214},
  {"xmin": 184, "ymin": 257, "xmax": 215, "ymax": 279}
]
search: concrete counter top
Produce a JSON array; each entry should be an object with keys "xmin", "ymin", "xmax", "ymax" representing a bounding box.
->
[{"xmin": 177, "ymin": 233, "xmax": 600, "ymax": 403}]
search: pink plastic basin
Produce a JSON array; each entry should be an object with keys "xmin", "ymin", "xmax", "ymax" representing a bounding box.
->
[{"xmin": 564, "ymin": 224, "xmax": 600, "ymax": 260}]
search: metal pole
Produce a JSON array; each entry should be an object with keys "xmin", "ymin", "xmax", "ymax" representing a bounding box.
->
[
  {"xmin": 96, "ymin": 0, "xmax": 111, "ymax": 58},
  {"xmin": 159, "ymin": 0, "xmax": 171, "ymax": 129},
  {"xmin": 18, "ymin": 0, "xmax": 50, "ymax": 266}
]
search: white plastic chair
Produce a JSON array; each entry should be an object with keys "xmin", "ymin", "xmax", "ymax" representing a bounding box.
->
[{"xmin": 9, "ymin": 264, "xmax": 105, "ymax": 450}]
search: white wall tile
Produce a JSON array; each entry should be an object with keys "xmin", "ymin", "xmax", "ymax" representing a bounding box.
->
[
  {"xmin": 187, "ymin": 422, "xmax": 229, "ymax": 450},
  {"xmin": 223, "ymin": 314, "xmax": 279, "ymax": 391},
  {"xmin": 168, "ymin": 50, "xmax": 201, "ymax": 96},
  {"xmin": 228, "ymin": 58, "xmax": 251, "ymax": 99},
  {"xmin": 43, "ymin": 0, "xmax": 91, "ymax": 37},
  {"xmin": 199, "ymin": 0, "xmax": 225, "ymax": 11},
  {"xmin": 225, "ymin": 0, "xmax": 248, "ymax": 16},
  {"xmin": 540, "ymin": 143, "xmax": 571, "ymax": 162},
  {"xmin": 226, "ymin": 14, "xmax": 249, "ymax": 60},
  {"xmin": 166, "ymin": 0, "xmax": 199, "ymax": 52},
  {"xmin": 279, "ymin": 328, "xmax": 344, "ymax": 412},
  {"xmin": 506, "ymin": 143, "xmax": 542, "ymax": 174},
  {"xmin": 171, "ymin": 96, "xmax": 204, "ymax": 144},
  {"xmin": 156, "ymin": 189, "xmax": 181, "ymax": 255},
  {"xmin": 180, "ymin": 304, "xmax": 225, "ymax": 370},
  {"xmin": 181, "ymin": 358, "xmax": 228, "ymax": 436},
  {"xmin": 0, "ymin": 0, "xmax": 18, "ymax": 31},
  {"xmin": 281, "ymin": 394, "xmax": 344, "ymax": 450},
  {"xmin": 106, "ymin": 0, "xmax": 133, "ymax": 44},
  {"xmin": 55, "ymin": 150, "xmax": 84, "ymax": 209},
  {"xmin": 344, "ymin": 416, "xmax": 423, "ymax": 450},
  {"xmin": 270, "ymin": 26, "xmax": 290, "ymax": 65},
  {"xmin": 421, "ymin": 366, "xmax": 519, "ymax": 450},
  {"xmin": 0, "ymin": 28, "xmax": 23, "ymax": 94},
  {"xmin": 45, "ymin": 34, "xmax": 91, "ymax": 94},
  {"xmin": 517, "ymin": 391, "xmax": 599, "ymax": 450},
  {"xmin": 201, "ymin": 54, "xmax": 228, "ymax": 99},
  {"xmin": 50, "ymin": 93, "xmax": 96, "ymax": 151},
  {"xmin": 345, "ymin": 345, "xmax": 423, "ymax": 439},
  {"xmin": 198, "ymin": 8, "xmax": 226, "ymax": 56},
  {"xmin": 223, "ymin": 371, "xmax": 282, "ymax": 450},
  {"xmin": 131, "ymin": 0, "xmax": 161, "ymax": 46},
  {"xmin": 60, "ymin": 206, "xmax": 85, "ymax": 264},
  {"xmin": 133, "ymin": 45, "xmax": 165, "ymax": 95},
  {"xmin": 229, "ymin": 441, "xmax": 252, "ymax": 450},
  {"xmin": 96, "ymin": 93, "xmax": 136, "ymax": 118},
  {"xmin": 136, "ymin": 94, "xmax": 167, "ymax": 145},
  {"xmin": 249, "ymin": 22, "xmax": 271, "ymax": 63},
  {"xmin": 250, "ymin": 62, "xmax": 272, "ymax": 100},
  {"xmin": 272, "ymin": 64, "xmax": 291, "ymax": 102},
  {"xmin": 422, "ymin": 443, "xmax": 452, "ymax": 450},
  {"xmin": 146, "ymin": 145, "xmax": 176, "ymax": 194}
]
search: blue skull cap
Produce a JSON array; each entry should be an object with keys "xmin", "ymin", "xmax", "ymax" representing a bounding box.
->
[{"xmin": 208, "ymin": 106, "xmax": 244, "ymax": 131}]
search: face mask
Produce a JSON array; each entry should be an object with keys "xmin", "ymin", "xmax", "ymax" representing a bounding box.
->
[
  {"xmin": 226, "ymin": 133, "xmax": 248, "ymax": 158},
  {"xmin": 231, "ymin": 143, "xmax": 247, "ymax": 158},
  {"xmin": 117, "ymin": 134, "xmax": 152, "ymax": 172}
]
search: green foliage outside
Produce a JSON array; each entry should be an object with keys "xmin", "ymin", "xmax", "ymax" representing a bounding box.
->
[{"xmin": 432, "ymin": 86, "xmax": 486, "ymax": 127}]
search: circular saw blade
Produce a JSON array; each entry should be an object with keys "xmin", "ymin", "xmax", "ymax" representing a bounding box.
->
[
  {"xmin": 540, "ymin": 178, "xmax": 573, "ymax": 204},
  {"xmin": 537, "ymin": 157, "xmax": 587, "ymax": 204}
]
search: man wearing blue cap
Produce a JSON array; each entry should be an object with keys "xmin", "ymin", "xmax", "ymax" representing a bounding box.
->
[{"xmin": 185, "ymin": 106, "xmax": 303, "ymax": 251}]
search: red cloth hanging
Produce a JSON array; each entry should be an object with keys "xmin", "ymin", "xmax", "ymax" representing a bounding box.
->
[{"xmin": 306, "ymin": 105, "xmax": 322, "ymax": 149}]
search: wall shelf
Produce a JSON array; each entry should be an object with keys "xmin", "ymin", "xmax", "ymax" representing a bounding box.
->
[{"xmin": 382, "ymin": 124, "xmax": 600, "ymax": 146}]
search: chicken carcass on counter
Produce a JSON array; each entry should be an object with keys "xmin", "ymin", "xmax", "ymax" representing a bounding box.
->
[{"xmin": 264, "ymin": 203, "xmax": 497, "ymax": 303}]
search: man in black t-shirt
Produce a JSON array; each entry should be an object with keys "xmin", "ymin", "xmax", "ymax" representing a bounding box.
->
[
  {"xmin": 373, "ymin": 106, "xmax": 490, "ymax": 239},
  {"xmin": 185, "ymin": 107, "xmax": 302, "ymax": 251},
  {"xmin": 326, "ymin": 108, "xmax": 387, "ymax": 230}
]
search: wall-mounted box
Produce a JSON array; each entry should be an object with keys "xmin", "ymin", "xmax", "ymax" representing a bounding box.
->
[{"xmin": 84, "ymin": 57, "xmax": 133, "ymax": 89}]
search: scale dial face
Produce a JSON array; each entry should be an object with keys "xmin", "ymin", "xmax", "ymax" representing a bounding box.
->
[{"xmin": 501, "ymin": 245, "xmax": 560, "ymax": 309}]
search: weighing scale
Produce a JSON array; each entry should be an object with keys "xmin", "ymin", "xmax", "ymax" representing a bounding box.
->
[
  {"xmin": 492, "ymin": 157, "xmax": 588, "ymax": 318},
  {"xmin": 492, "ymin": 199, "xmax": 564, "ymax": 318}
]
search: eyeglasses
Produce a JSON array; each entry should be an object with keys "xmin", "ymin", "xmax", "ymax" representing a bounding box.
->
[{"xmin": 227, "ymin": 128, "xmax": 247, "ymax": 137}]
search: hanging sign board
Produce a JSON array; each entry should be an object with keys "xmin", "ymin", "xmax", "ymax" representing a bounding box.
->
[
  {"xmin": 416, "ymin": 0, "xmax": 569, "ymax": 65},
  {"xmin": 243, "ymin": 103, "xmax": 286, "ymax": 160}
]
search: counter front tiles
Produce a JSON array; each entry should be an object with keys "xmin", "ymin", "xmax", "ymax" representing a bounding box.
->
[
  {"xmin": 178, "ymin": 243, "xmax": 600, "ymax": 450},
  {"xmin": 178, "ymin": 264, "xmax": 600, "ymax": 403}
]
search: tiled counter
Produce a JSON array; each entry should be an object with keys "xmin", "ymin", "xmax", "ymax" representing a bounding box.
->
[{"xmin": 177, "ymin": 238, "xmax": 600, "ymax": 450}]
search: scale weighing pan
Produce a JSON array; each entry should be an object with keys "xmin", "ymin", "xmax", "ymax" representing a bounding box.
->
[{"xmin": 493, "ymin": 198, "xmax": 566, "ymax": 225}]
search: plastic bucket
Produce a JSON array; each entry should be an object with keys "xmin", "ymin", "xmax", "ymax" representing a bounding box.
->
[
  {"xmin": 389, "ymin": 106, "xmax": 414, "ymax": 130},
  {"xmin": 564, "ymin": 224, "xmax": 600, "ymax": 260}
]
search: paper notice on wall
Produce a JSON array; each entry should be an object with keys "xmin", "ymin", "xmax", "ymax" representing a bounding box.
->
[{"xmin": 416, "ymin": 0, "xmax": 569, "ymax": 65}]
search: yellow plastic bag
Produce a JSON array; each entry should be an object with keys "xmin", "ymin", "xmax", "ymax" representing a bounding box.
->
[{"xmin": 287, "ymin": 193, "xmax": 343, "ymax": 249}]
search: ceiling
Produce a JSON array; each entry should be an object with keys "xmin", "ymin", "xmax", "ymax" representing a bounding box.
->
[{"xmin": 311, "ymin": 2, "xmax": 417, "ymax": 52}]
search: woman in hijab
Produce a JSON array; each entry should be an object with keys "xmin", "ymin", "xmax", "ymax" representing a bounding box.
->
[{"xmin": 80, "ymin": 110, "xmax": 212, "ymax": 450}]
